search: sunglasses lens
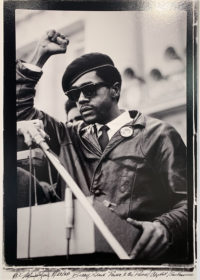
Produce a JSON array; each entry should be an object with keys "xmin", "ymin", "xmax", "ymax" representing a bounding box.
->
[
  {"xmin": 66, "ymin": 89, "xmax": 80, "ymax": 102},
  {"xmin": 82, "ymin": 84, "xmax": 95, "ymax": 98}
]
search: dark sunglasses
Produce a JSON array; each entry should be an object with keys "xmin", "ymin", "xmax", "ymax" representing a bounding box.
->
[{"xmin": 65, "ymin": 82, "xmax": 110, "ymax": 102}]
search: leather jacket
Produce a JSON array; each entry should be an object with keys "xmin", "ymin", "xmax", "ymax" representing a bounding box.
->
[{"xmin": 16, "ymin": 60, "xmax": 188, "ymax": 260}]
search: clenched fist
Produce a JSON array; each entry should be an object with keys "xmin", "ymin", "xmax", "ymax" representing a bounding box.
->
[
  {"xmin": 28, "ymin": 30, "xmax": 69, "ymax": 68},
  {"xmin": 42, "ymin": 30, "xmax": 69, "ymax": 54}
]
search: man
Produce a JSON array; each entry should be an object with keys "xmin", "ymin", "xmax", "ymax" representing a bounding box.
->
[
  {"xmin": 16, "ymin": 30, "xmax": 187, "ymax": 261},
  {"xmin": 65, "ymin": 99, "xmax": 82, "ymax": 123}
]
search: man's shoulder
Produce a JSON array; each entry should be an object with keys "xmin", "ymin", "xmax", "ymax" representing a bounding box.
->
[
  {"xmin": 139, "ymin": 113, "xmax": 185, "ymax": 149},
  {"xmin": 129, "ymin": 110, "xmax": 168, "ymax": 130},
  {"xmin": 130, "ymin": 110, "xmax": 183, "ymax": 142},
  {"xmin": 138, "ymin": 112, "xmax": 176, "ymax": 133}
]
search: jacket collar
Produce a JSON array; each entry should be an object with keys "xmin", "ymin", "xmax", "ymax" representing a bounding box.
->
[
  {"xmin": 129, "ymin": 110, "xmax": 145, "ymax": 128},
  {"xmin": 77, "ymin": 110, "xmax": 146, "ymax": 157}
]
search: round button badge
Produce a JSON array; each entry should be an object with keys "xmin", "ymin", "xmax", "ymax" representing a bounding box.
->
[{"xmin": 120, "ymin": 126, "xmax": 133, "ymax": 138}]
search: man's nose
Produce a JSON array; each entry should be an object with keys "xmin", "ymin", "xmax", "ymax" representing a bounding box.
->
[{"xmin": 78, "ymin": 92, "xmax": 89, "ymax": 103}]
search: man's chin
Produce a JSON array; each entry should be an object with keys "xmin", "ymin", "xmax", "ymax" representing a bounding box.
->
[{"xmin": 82, "ymin": 115, "xmax": 96, "ymax": 124}]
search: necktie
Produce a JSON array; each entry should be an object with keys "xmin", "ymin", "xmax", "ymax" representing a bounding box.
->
[{"xmin": 98, "ymin": 125, "xmax": 109, "ymax": 151}]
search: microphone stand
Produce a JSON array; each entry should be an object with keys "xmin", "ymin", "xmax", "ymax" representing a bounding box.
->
[{"xmin": 65, "ymin": 187, "xmax": 73, "ymax": 259}]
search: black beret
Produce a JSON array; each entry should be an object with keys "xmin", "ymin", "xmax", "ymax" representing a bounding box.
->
[{"xmin": 62, "ymin": 52, "xmax": 115, "ymax": 92}]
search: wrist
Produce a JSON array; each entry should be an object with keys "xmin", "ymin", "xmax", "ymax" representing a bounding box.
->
[{"xmin": 28, "ymin": 49, "xmax": 50, "ymax": 68}]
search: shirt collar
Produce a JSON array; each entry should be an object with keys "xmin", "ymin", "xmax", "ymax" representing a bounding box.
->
[{"xmin": 95, "ymin": 110, "xmax": 133, "ymax": 139}]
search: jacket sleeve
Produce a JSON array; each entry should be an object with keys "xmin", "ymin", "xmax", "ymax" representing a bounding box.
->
[
  {"xmin": 149, "ymin": 124, "xmax": 188, "ymax": 245},
  {"xmin": 16, "ymin": 60, "xmax": 66, "ymax": 155}
]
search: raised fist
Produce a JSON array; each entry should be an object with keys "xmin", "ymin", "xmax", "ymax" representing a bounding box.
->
[
  {"xmin": 41, "ymin": 30, "xmax": 69, "ymax": 55},
  {"xmin": 28, "ymin": 30, "xmax": 69, "ymax": 68}
]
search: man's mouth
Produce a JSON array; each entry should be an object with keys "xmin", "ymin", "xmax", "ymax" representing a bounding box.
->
[{"xmin": 80, "ymin": 106, "xmax": 94, "ymax": 114}]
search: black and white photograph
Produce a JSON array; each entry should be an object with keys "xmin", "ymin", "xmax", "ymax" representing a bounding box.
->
[{"xmin": 2, "ymin": 0, "xmax": 198, "ymax": 279}]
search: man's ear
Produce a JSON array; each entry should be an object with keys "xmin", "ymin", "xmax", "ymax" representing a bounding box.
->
[{"xmin": 110, "ymin": 82, "xmax": 120, "ymax": 100}]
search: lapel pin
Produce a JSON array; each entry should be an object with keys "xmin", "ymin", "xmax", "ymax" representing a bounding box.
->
[{"xmin": 120, "ymin": 126, "xmax": 133, "ymax": 138}]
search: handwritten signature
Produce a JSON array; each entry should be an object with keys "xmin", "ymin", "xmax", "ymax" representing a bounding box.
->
[{"xmin": 6, "ymin": 268, "xmax": 192, "ymax": 280}]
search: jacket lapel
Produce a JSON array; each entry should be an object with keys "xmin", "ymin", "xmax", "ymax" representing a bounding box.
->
[
  {"xmin": 81, "ymin": 125, "xmax": 102, "ymax": 156},
  {"xmin": 100, "ymin": 112, "xmax": 145, "ymax": 159}
]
